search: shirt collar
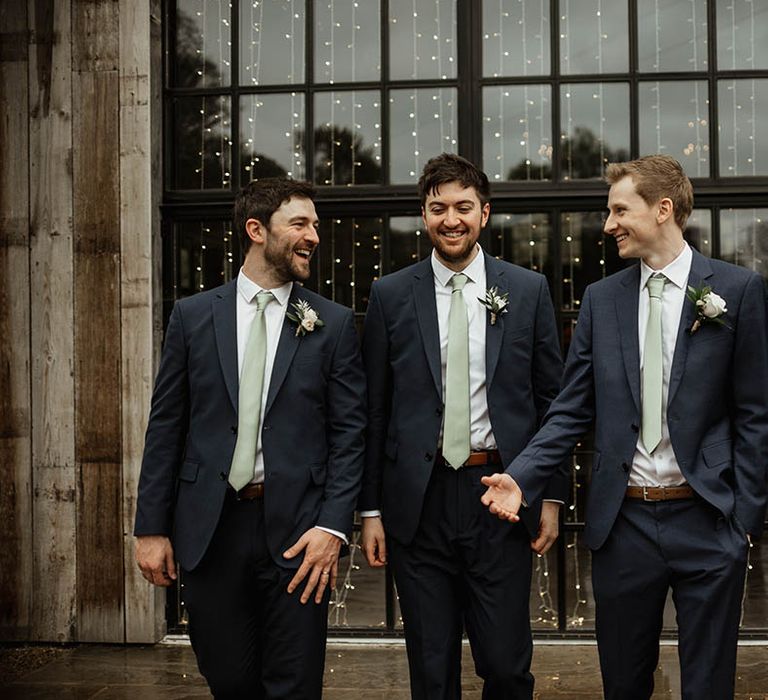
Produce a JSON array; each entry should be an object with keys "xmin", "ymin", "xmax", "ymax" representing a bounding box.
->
[
  {"xmin": 640, "ymin": 243, "xmax": 692, "ymax": 291},
  {"xmin": 237, "ymin": 269, "xmax": 292, "ymax": 306},
  {"xmin": 430, "ymin": 245, "xmax": 485, "ymax": 287}
]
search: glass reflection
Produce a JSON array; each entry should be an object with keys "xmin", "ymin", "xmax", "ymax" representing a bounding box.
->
[
  {"xmin": 718, "ymin": 79, "xmax": 768, "ymax": 177},
  {"xmin": 176, "ymin": 221, "xmax": 237, "ymax": 298},
  {"xmin": 483, "ymin": 86, "xmax": 552, "ymax": 182},
  {"xmin": 390, "ymin": 216, "xmax": 430, "ymax": 272},
  {"xmin": 171, "ymin": 95, "xmax": 232, "ymax": 190},
  {"xmin": 637, "ymin": 0, "xmax": 707, "ymax": 73},
  {"xmin": 720, "ymin": 209, "xmax": 768, "ymax": 280},
  {"xmin": 685, "ymin": 209, "xmax": 712, "ymax": 258},
  {"xmin": 559, "ymin": 0, "xmax": 628, "ymax": 75},
  {"xmin": 531, "ymin": 549, "xmax": 559, "ymax": 629},
  {"xmin": 560, "ymin": 83, "xmax": 630, "ymax": 180},
  {"xmin": 564, "ymin": 532, "xmax": 594, "ymax": 629},
  {"xmin": 240, "ymin": 94, "xmax": 305, "ymax": 182},
  {"xmin": 315, "ymin": 0, "xmax": 380, "ymax": 83},
  {"xmin": 389, "ymin": 88, "xmax": 457, "ymax": 184},
  {"xmin": 482, "ymin": 0, "xmax": 550, "ymax": 77},
  {"xmin": 488, "ymin": 213, "xmax": 551, "ymax": 275},
  {"xmin": 310, "ymin": 217, "xmax": 384, "ymax": 312},
  {"xmin": 389, "ymin": 0, "xmax": 456, "ymax": 80},
  {"xmin": 239, "ymin": 0, "xmax": 304, "ymax": 85},
  {"xmin": 314, "ymin": 91, "xmax": 382, "ymax": 185},
  {"xmin": 638, "ymin": 81, "xmax": 709, "ymax": 178},
  {"xmin": 717, "ymin": 0, "xmax": 768, "ymax": 70},
  {"xmin": 173, "ymin": 0, "xmax": 231, "ymax": 87}
]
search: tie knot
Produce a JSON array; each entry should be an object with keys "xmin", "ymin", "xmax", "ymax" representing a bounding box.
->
[
  {"xmin": 256, "ymin": 290, "xmax": 275, "ymax": 311},
  {"xmin": 646, "ymin": 274, "xmax": 666, "ymax": 300},
  {"xmin": 450, "ymin": 273, "xmax": 468, "ymax": 292}
]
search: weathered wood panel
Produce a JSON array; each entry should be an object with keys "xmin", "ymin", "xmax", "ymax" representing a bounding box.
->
[
  {"xmin": 73, "ymin": 0, "xmax": 118, "ymax": 72},
  {"xmin": 28, "ymin": 0, "xmax": 77, "ymax": 642},
  {"xmin": 0, "ymin": 0, "xmax": 32, "ymax": 641},
  {"xmin": 120, "ymin": 0, "xmax": 165, "ymax": 642},
  {"xmin": 73, "ymin": 60, "xmax": 124, "ymax": 641}
]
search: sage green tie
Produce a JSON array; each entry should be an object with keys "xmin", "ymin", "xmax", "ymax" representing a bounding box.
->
[
  {"xmin": 442, "ymin": 273, "xmax": 471, "ymax": 469},
  {"xmin": 229, "ymin": 290, "xmax": 274, "ymax": 491},
  {"xmin": 642, "ymin": 274, "xmax": 666, "ymax": 454}
]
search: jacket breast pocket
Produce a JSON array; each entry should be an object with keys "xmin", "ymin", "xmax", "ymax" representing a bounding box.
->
[
  {"xmin": 702, "ymin": 440, "xmax": 732, "ymax": 469},
  {"xmin": 505, "ymin": 324, "xmax": 532, "ymax": 343},
  {"xmin": 178, "ymin": 460, "xmax": 199, "ymax": 483}
]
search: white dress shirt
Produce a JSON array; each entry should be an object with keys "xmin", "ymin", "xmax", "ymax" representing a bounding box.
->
[
  {"xmin": 236, "ymin": 270, "xmax": 346, "ymax": 542},
  {"xmin": 629, "ymin": 244, "xmax": 692, "ymax": 487}
]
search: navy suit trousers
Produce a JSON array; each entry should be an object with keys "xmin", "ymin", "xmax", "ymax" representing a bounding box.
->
[
  {"xmin": 181, "ymin": 491, "xmax": 329, "ymax": 699},
  {"xmin": 592, "ymin": 497, "xmax": 749, "ymax": 700},
  {"xmin": 389, "ymin": 462, "xmax": 534, "ymax": 700}
]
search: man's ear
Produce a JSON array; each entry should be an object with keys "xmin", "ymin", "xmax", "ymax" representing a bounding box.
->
[
  {"xmin": 657, "ymin": 198, "xmax": 674, "ymax": 225},
  {"xmin": 245, "ymin": 218, "xmax": 266, "ymax": 246},
  {"xmin": 481, "ymin": 202, "xmax": 491, "ymax": 228}
]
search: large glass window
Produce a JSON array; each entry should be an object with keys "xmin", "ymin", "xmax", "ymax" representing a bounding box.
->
[{"xmin": 164, "ymin": 0, "xmax": 768, "ymax": 637}]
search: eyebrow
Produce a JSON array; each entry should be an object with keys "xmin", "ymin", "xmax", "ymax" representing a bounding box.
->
[{"xmin": 428, "ymin": 199, "xmax": 476, "ymax": 208}]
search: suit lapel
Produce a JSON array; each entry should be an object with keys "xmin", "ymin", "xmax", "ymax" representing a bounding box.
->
[
  {"xmin": 413, "ymin": 259, "xmax": 443, "ymax": 398},
  {"xmin": 616, "ymin": 265, "xmax": 641, "ymax": 413},
  {"xmin": 668, "ymin": 249, "xmax": 713, "ymax": 407},
  {"xmin": 484, "ymin": 254, "xmax": 505, "ymax": 389},
  {"xmin": 212, "ymin": 281, "xmax": 239, "ymax": 412},
  {"xmin": 265, "ymin": 283, "xmax": 302, "ymax": 415}
]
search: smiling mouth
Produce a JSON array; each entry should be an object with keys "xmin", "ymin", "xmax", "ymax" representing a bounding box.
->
[
  {"xmin": 294, "ymin": 247, "xmax": 314, "ymax": 259},
  {"xmin": 615, "ymin": 233, "xmax": 629, "ymax": 244},
  {"xmin": 439, "ymin": 230, "xmax": 467, "ymax": 239}
]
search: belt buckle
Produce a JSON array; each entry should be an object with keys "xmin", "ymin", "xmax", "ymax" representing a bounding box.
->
[{"xmin": 642, "ymin": 486, "xmax": 654, "ymax": 502}]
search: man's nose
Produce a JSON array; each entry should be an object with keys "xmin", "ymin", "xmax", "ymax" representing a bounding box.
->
[
  {"xmin": 604, "ymin": 214, "xmax": 616, "ymax": 234},
  {"xmin": 444, "ymin": 209, "xmax": 460, "ymax": 227}
]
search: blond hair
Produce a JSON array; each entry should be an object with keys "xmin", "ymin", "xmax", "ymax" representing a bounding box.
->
[{"xmin": 605, "ymin": 155, "xmax": 693, "ymax": 231}]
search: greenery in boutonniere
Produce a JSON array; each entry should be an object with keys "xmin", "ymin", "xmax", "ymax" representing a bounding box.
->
[
  {"xmin": 286, "ymin": 299, "xmax": 325, "ymax": 337},
  {"xmin": 478, "ymin": 286, "xmax": 509, "ymax": 325},
  {"xmin": 686, "ymin": 285, "xmax": 729, "ymax": 334}
]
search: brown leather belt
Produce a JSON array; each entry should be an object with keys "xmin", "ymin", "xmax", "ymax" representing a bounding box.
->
[
  {"xmin": 625, "ymin": 484, "xmax": 695, "ymax": 501},
  {"xmin": 237, "ymin": 482, "xmax": 264, "ymax": 500},
  {"xmin": 437, "ymin": 449, "xmax": 502, "ymax": 468}
]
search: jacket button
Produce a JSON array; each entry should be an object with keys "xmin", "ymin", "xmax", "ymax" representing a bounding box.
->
[
  {"xmin": 219, "ymin": 472, "xmax": 227, "ymax": 480},
  {"xmin": 424, "ymin": 452, "xmax": 433, "ymax": 462},
  {"xmin": 621, "ymin": 462, "xmax": 629, "ymax": 472},
  {"xmin": 230, "ymin": 426, "xmax": 237, "ymax": 434},
  {"xmin": 263, "ymin": 424, "xmax": 271, "ymax": 431},
  {"xmin": 435, "ymin": 406, "xmax": 443, "ymax": 416},
  {"xmin": 631, "ymin": 424, "xmax": 639, "ymax": 433}
]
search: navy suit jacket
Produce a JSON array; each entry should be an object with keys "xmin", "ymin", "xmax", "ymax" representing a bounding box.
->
[
  {"xmin": 359, "ymin": 252, "xmax": 568, "ymax": 543},
  {"xmin": 134, "ymin": 280, "xmax": 367, "ymax": 571},
  {"xmin": 508, "ymin": 249, "xmax": 768, "ymax": 550}
]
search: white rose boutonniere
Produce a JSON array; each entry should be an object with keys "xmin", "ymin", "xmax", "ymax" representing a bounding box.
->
[
  {"xmin": 478, "ymin": 286, "xmax": 509, "ymax": 325},
  {"xmin": 286, "ymin": 299, "xmax": 325, "ymax": 337},
  {"xmin": 686, "ymin": 285, "xmax": 729, "ymax": 334}
]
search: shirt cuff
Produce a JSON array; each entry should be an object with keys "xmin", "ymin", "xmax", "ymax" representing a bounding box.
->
[
  {"xmin": 316, "ymin": 526, "xmax": 348, "ymax": 544},
  {"xmin": 359, "ymin": 510, "xmax": 381, "ymax": 518},
  {"xmin": 542, "ymin": 499, "xmax": 564, "ymax": 506}
]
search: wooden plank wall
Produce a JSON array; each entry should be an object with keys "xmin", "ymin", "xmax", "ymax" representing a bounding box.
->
[{"xmin": 0, "ymin": 0, "xmax": 162, "ymax": 642}]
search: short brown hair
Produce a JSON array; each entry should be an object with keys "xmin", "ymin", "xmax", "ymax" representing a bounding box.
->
[
  {"xmin": 605, "ymin": 155, "xmax": 693, "ymax": 231},
  {"xmin": 418, "ymin": 153, "xmax": 490, "ymax": 208},
  {"xmin": 233, "ymin": 178, "xmax": 316, "ymax": 255}
]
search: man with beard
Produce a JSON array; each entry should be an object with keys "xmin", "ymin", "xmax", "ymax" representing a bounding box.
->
[
  {"xmin": 359, "ymin": 153, "xmax": 567, "ymax": 698},
  {"xmin": 134, "ymin": 178, "xmax": 366, "ymax": 698}
]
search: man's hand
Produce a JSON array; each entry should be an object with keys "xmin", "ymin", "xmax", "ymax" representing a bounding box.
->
[
  {"xmin": 531, "ymin": 501, "xmax": 560, "ymax": 555},
  {"xmin": 361, "ymin": 516, "xmax": 387, "ymax": 567},
  {"xmin": 284, "ymin": 527, "xmax": 343, "ymax": 604},
  {"xmin": 480, "ymin": 473, "xmax": 523, "ymax": 522},
  {"xmin": 136, "ymin": 535, "xmax": 177, "ymax": 587}
]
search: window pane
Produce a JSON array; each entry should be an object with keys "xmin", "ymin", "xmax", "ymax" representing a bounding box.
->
[
  {"xmin": 482, "ymin": 0, "xmax": 550, "ymax": 77},
  {"xmin": 487, "ymin": 213, "xmax": 551, "ymax": 276},
  {"xmin": 561, "ymin": 211, "xmax": 627, "ymax": 310},
  {"xmin": 638, "ymin": 81, "xmax": 709, "ymax": 178},
  {"xmin": 717, "ymin": 0, "xmax": 768, "ymax": 70},
  {"xmin": 311, "ymin": 216, "xmax": 384, "ymax": 312},
  {"xmin": 720, "ymin": 209, "xmax": 768, "ymax": 279},
  {"xmin": 389, "ymin": 88, "xmax": 457, "ymax": 184},
  {"xmin": 240, "ymin": 94, "xmax": 305, "ymax": 181},
  {"xmin": 560, "ymin": 83, "xmax": 630, "ymax": 181},
  {"xmin": 637, "ymin": 0, "xmax": 707, "ymax": 73},
  {"xmin": 565, "ymin": 532, "xmax": 594, "ymax": 629},
  {"xmin": 483, "ymin": 86, "xmax": 552, "ymax": 182},
  {"xmin": 389, "ymin": 216, "xmax": 430, "ymax": 272},
  {"xmin": 171, "ymin": 95, "xmax": 232, "ymax": 190},
  {"xmin": 328, "ymin": 535, "xmax": 387, "ymax": 627},
  {"xmin": 175, "ymin": 221, "xmax": 237, "ymax": 298},
  {"xmin": 559, "ymin": 0, "xmax": 628, "ymax": 75},
  {"xmin": 718, "ymin": 79, "xmax": 768, "ymax": 177},
  {"xmin": 389, "ymin": 0, "xmax": 456, "ymax": 80},
  {"xmin": 314, "ymin": 91, "xmax": 382, "ymax": 185},
  {"xmin": 173, "ymin": 0, "xmax": 231, "ymax": 87},
  {"xmin": 686, "ymin": 209, "xmax": 712, "ymax": 258},
  {"xmin": 314, "ymin": 0, "xmax": 380, "ymax": 83},
  {"xmin": 239, "ymin": 0, "xmax": 305, "ymax": 85}
]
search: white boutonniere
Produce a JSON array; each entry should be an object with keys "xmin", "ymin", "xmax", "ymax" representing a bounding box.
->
[
  {"xmin": 478, "ymin": 286, "xmax": 509, "ymax": 325},
  {"xmin": 286, "ymin": 299, "xmax": 325, "ymax": 337},
  {"xmin": 686, "ymin": 285, "xmax": 729, "ymax": 334}
]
